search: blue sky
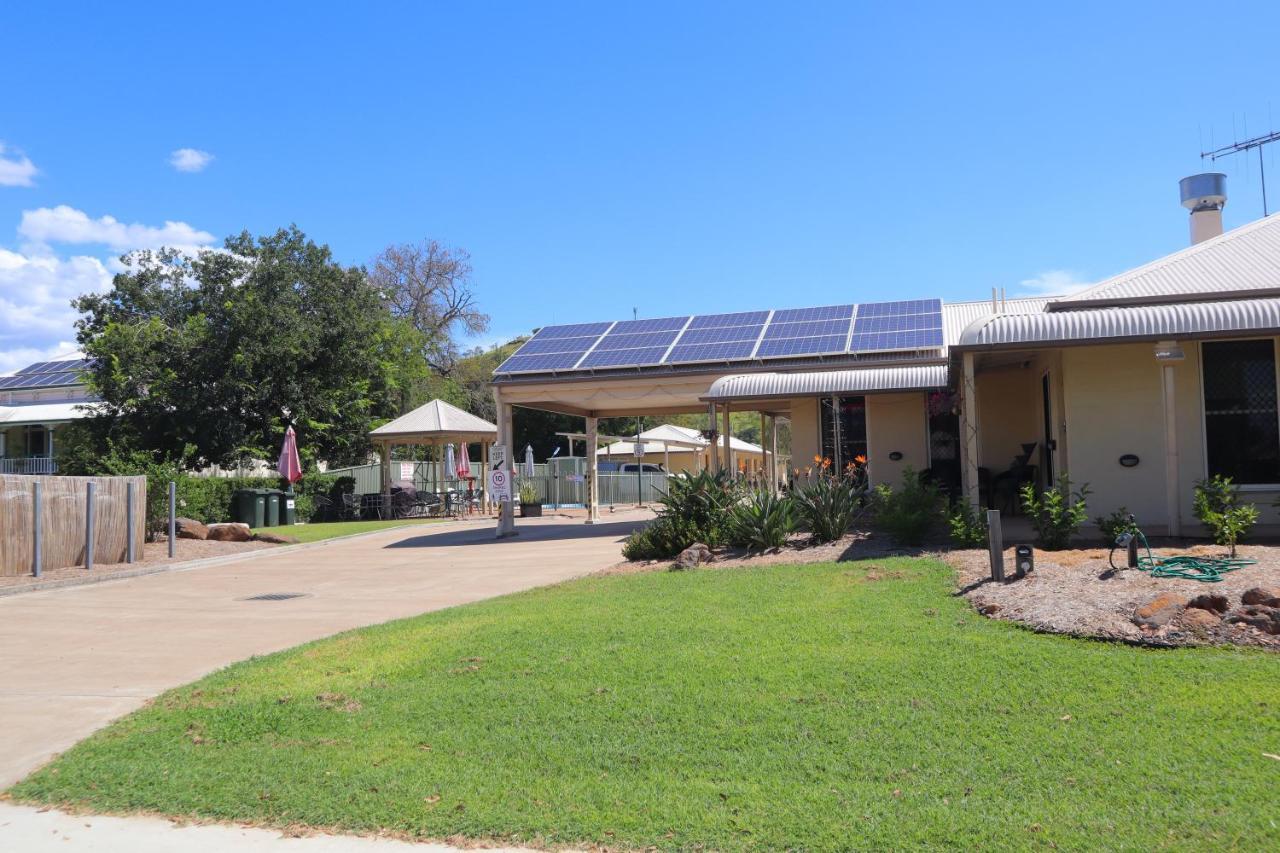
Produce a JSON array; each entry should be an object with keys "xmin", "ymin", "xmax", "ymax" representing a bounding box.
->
[{"xmin": 2, "ymin": 1, "xmax": 1279, "ymax": 370}]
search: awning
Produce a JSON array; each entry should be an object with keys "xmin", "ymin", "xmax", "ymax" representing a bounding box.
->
[
  {"xmin": 702, "ymin": 364, "xmax": 948, "ymax": 402},
  {"xmin": 957, "ymin": 296, "xmax": 1280, "ymax": 350},
  {"xmin": 0, "ymin": 401, "xmax": 93, "ymax": 426}
]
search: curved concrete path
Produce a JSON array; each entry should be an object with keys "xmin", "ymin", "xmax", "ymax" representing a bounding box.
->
[{"xmin": 0, "ymin": 510, "xmax": 648, "ymax": 790}]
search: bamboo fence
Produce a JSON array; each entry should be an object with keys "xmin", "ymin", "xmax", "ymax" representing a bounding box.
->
[{"xmin": 0, "ymin": 474, "xmax": 146, "ymax": 577}]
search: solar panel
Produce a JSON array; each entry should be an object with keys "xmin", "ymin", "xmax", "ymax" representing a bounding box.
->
[
  {"xmin": 687, "ymin": 311, "xmax": 769, "ymax": 329},
  {"xmin": 607, "ymin": 316, "xmax": 689, "ymax": 334},
  {"xmin": 578, "ymin": 346, "xmax": 673, "ymax": 369},
  {"xmin": 666, "ymin": 341, "xmax": 758, "ymax": 364},
  {"xmin": 847, "ymin": 300, "xmax": 944, "ymax": 353},
  {"xmin": 770, "ymin": 304, "xmax": 855, "ymax": 324},
  {"xmin": 593, "ymin": 331, "xmax": 682, "ymax": 351},
  {"xmin": 849, "ymin": 329, "xmax": 944, "ymax": 352},
  {"xmin": 762, "ymin": 318, "xmax": 853, "ymax": 339},
  {"xmin": 755, "ymin": 335, "xmax": 849, "ymax": 358},
  {"xmin": 675, "ymin": 326, "xmax": 761, "ymax": 346},
  {"xmin": 494, "ymin": 322, "xmax": 613, "ymax": 373},
  {"xmin": 4, "ymin": 370, "xmax": 83, "ymax": 390}
]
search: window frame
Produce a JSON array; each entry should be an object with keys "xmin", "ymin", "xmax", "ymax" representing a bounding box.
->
[{"xmin": 1197, "ymin": 337, "xmax": 1280, "ymax": 491}]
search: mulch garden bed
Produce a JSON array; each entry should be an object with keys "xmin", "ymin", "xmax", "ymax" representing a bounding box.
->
[{"xmin": 945, "ymin": 543, "xmax": 1280, "ymax": 650}]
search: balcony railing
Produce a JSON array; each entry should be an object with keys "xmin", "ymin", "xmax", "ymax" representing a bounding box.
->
[{"xmin": 0, "ymin": 457, "xmax": 58, "ymax": 475}]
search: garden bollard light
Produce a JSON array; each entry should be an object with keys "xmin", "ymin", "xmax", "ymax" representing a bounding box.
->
[
  {"xmin": 986, "ymin": 509, "xmax": 1004, "ymax": 582},
  {"xmin": 126, "ymin": 481, "xmax": 136, "ymax": 563},
  {"xmin": 32, "ymin": 481, "xmax": 43, "ymax": 578}
]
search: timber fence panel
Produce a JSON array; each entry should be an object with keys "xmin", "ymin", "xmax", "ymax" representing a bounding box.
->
[{"xmin": 0, "ymin": 475, "xmax": 145, "ymax": 577}]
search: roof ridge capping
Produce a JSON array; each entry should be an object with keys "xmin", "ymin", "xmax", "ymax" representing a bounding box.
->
[{"xmin": 1046, "ymin": 214, "xmax": 1280, "ymax": 311}]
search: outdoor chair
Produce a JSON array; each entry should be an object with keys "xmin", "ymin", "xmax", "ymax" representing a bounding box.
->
[{"xmin": 339, "ymin": 492, "xmax": 363, "ymax": 521}]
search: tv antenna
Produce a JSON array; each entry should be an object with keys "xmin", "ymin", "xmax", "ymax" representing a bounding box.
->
[{"xmin": 1201, "ymin": 129, "xmax": 1280, "ymax": 216}]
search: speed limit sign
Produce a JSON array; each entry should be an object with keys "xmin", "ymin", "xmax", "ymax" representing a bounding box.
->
[{"xmin": 489, "ymin": 468, "xmax": 512, "ymax": 502}]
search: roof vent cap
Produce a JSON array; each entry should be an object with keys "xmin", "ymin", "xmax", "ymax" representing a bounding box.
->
[{"xmin": 1179, "ymin": 172, "xmax": 1227, "ymax": 212}]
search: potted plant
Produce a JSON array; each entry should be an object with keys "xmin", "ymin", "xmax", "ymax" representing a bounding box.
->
[{"xmin": 518, "ymin": 480, "xmax": 543, "ymax": 517}]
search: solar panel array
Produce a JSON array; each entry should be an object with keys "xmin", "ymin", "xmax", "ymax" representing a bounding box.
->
[
  {"xmin": 494, "ymin": 299, "xmax": 944, "ymax": 374},
  {"xmin": 0, "ymin": 359, "xmax": 88, "ymax": 390}
]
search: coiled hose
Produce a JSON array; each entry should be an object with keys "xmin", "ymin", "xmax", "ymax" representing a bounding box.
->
[{"xmin": 1108, "ymin": 525, "xmax": 1255, "ymax": 582}]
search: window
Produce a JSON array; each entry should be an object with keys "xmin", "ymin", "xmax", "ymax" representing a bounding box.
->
[
  {"xmin": 23, "ymin": 425, "xmax": 47, "ymax": 457},
  {"xmin": 819, "ymin": 396, "xmax": 867, "ymax": 471},
  {"xmin": 1202, "ymin": 339, "xmax": 1280, "ymax": 484}
]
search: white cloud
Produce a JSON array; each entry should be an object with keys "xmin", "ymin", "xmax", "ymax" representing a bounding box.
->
[
  {"xmin": 1016, "ymin": 269, "xmax": 1093, "ymax": 297},
  {"xmin": 1, "ymin": 206, "xmax": 216, "ymax": 372},
  {"xmin": 0, "ymin": 249, "xmax": 111, "ymax": 369},
  {"xmin": 169, "ymin": 148, "xmax": 214, "ymax": 173},
  {"xmin": 0, "ymin": 142, "xmax": 38, "ymax": 187},
  {"xmin": 18, "ymin": 205, "xmax": 215, "ymax": 253}
]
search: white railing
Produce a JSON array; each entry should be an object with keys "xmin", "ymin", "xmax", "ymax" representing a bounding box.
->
[{"xmin": 0, "ymin": 457, "xmax": 58, "ymax": 475}]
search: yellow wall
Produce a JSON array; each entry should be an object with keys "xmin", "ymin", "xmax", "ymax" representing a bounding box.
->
[
  {"xmin": 866, "ymin": 392, "xmax": 928, "ymax": 487},
  {"xmin": 1060, "ymin": 344, "xmax": 1169, "ymax": 527},
  {"xmin": 974, "ymin": 363, "xmax": 1039, "ymax": 472},
  {"xmin": 789, "ymin": 397, "xmax": 820, "ymax": 478}
]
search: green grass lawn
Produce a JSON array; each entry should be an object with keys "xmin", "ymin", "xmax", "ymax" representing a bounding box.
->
[
  {"xmin": 11, "ymin": 559, "xmax": 1280, "ymax": 849},
  {"xmin": 252, "ymin": 518, "xmax": 445, "ymax": 543}
]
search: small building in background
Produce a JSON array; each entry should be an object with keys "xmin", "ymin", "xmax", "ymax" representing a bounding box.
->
[{"xmin": 0, "ymin": 354, "xmax": 93, "ymax": 475}]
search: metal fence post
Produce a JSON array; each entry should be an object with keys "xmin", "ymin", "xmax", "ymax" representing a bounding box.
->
[
  {"xmin": 168, "ymin": 481, "xmax": 177, "ymax": 558},
  {"xmin": 85, "ymin": 481, "xmax": 96, "ymax": 572},
  {"xmin": 987, "ymin": 509, "xmax": 1004, "ymax": 582},
  {"xmin": 32, "ymin": 481, "xmax": 42, "ymax": 578},
  {"xmin": 126, "ymin": 480, "xmax": 137, "ymax": 564}
]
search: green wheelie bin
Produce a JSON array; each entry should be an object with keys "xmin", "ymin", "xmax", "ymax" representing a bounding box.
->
[{"xmin": 232, "ymin": 489, "xmax": 266, "ymax": 528}]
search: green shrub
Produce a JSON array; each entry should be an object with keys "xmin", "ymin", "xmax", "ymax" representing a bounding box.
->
[
  {"xmin": 621, "ymin": 515, "xmax": 703, "ymax": 561},
  {"xmin": 1094, "ymin": 507, "xmax": 1140, "ymax": 543},
  {"xmin": 947, "ymin": 501, "xmax": 988, "ymax": 548},
  {"xmin": 791, "ymin": 472, "xmax": 867, "ymax": 544},
  {"xmin": 725, "ymin": 491, "xmax": 796, "ymax": 551},
  {"xmin": 1197, "ymin": 476, "xmax": 1258, "ymax": 557},
  {"xmin": 1020, "ymin": 474, "xmax": 1090, "ymax": 550},
  {"xmin": 872, "ymin": 468, "xmax": 943, "ymax": 547},
  {"xmin": 294, "ymin": 473, "xmax": 341, "ymax": 522},
  {"xmin": 518, "ymin": 480, "xmax": 540, "ymax": 504}
]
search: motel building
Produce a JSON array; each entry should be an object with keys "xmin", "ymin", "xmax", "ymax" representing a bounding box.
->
[{"xmin": 491, "ymin": 174, "xmax": 1280, "ymax": 539}]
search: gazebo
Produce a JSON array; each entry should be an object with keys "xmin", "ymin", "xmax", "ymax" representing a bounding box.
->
[{"xmin": 368, "ymin": 399, "xmax": 498, "ymax": 510}]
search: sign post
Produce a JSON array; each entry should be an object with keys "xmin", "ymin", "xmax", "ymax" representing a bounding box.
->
[{"xmin": 489, "ymin": 444, "xmax": 511, "ymax": 504}]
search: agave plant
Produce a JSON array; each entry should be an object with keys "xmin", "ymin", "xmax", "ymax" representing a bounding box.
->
[
  {"xmin": 725, "ymin": 490, "xmax": 796, "ymax": 551},
  {"xmin": 654, "ymin": 469, "xmax": 745, "ymax": 547}
]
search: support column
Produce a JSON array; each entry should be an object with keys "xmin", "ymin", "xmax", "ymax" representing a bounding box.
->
[
  {"xmin": 1162, "ymin": 363, "xmax": 1181, "ymax": 537},
  {"xmin": 721, "ymin": 403, "xmax": 732, "ymax": 478},
  {"xmin": 707, "ymin": 403, "xmax": 719, "ymax": 472},
  {"xmin": 759, "ymin": 412, "xmax": 768, "ymax": 492},
  {"xmin": 770, "ymin": 414, "xmax": 779, "ymax": 494},
  {"xmin": 960, "ymin": 351, "xmax": 980, "ymax": 509},
  {"xmin": 494, "ymin": 390, "xmax": 517, "ymax": 537},
  {"xmin": 379, "ymin": 440, "xmax": 392, "ymax": 505},
  {"xmin": 481, "ymin": 441, "xmax": 490, "ymax": 513},
  {"xmin": 586, "ymin": 415, "xmax": 599, "ymax": 524}
]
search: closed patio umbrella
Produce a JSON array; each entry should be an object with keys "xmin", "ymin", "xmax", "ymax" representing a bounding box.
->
[
  {"xmin": 524, "ymin": 444, "xmax": 535, "ymax": 477},
  {"xmin": 278, "ymin": 426, "xmax": 302, "ymax": 484},
  {"xmin": 456, "ymin": 442, "xmax": 471, "ymax": 478},
  {"xmin": 444, "ymin": 443, "xmax": 456, "ymax": 484}
]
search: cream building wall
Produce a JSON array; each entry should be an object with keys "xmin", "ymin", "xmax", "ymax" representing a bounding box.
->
[
  {"xmin": 866, "ymin": 392, "xmax": 928, "ymax": 487},
  {"xmin": 974, "ymin": 364, "xmax": 1039, "ymax": 473}
]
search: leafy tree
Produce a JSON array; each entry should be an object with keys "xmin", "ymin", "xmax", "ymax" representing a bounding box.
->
[{"xmin": 74, "ymin": 227, "xmax": 423, "ymax": 468}]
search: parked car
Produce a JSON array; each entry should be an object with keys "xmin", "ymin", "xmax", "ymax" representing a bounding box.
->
[{"xmin": 597, "ymin": 462, "xmax": 666, "ymax": 474}]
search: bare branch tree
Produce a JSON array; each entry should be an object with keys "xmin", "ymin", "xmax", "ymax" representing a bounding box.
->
[{"xmin": 369, "ymin": 240, "xmax": 490, "ymax": 372}]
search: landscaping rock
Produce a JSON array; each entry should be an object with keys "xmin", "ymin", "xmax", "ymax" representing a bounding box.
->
[
  {"xmin": 670, "ymin": 543, "xmax": 713, "ymax": 571},
  {"xmin": 1179, "ymin": 607, "xmax": 1221, "ymax": 633},
  {"xmin": 1186, "ymin": 593, "xmax": 1230, "ymax": 614},
  {"xmin": 1132, "ymin": 593, "xmax": 1187, "ymax": 629},
  {"xmin": 1241, "ymin": 586, "xmax": 1280, "ymax": 607},
  {"xmin": 1225, "ymin": 605, "xmax": 1280, "ymax": 634},
  {"xmin": 174, "ymin": 517, "xmax": 209, "ymax": 540},
  {"xmin": 252, "ymin": 531, "xmax": 299, "ymax": 545},
  {"xmin": 207, "ymin": 522, "xmax": 253, "ymax": 542}
]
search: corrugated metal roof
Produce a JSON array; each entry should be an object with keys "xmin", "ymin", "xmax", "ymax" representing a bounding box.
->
[
  {"xmin": 1048, "ymin": 214, "xmax": 1280, "ymax": 309},
  {"xmin": 703, "ymin": 364, "xmax": 947, "ymax": 401},
  {"xmin": 943, "ymin": 297, "xmax": 1050, "ymax": 348},
  {"xmin": 959, "ymin": 296, "xmax": 1280, "ymax": 349},
  {"xmin": 369, "ymin": 399, "xmax": 497, "ymax": 440}
]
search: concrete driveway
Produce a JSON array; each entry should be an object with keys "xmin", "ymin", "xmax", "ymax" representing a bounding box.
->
[{"xmin": 0, "ymin": 511, "xmax": 649, "ymax": 788}]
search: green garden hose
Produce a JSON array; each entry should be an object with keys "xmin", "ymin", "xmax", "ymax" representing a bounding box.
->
[{"xmin": 1113, "ymin": 527, "xmax": 1256, "ymax": 582}]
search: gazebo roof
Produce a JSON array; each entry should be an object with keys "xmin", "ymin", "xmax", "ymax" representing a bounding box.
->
[{"xmin": 369, "ymin": 399, "xmax": 498, "ymax": 443}]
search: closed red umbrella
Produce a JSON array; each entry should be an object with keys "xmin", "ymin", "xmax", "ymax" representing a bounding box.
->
[{"xmin": 278, "ymin": 425, "xmax": 303, "ymax": 484}]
